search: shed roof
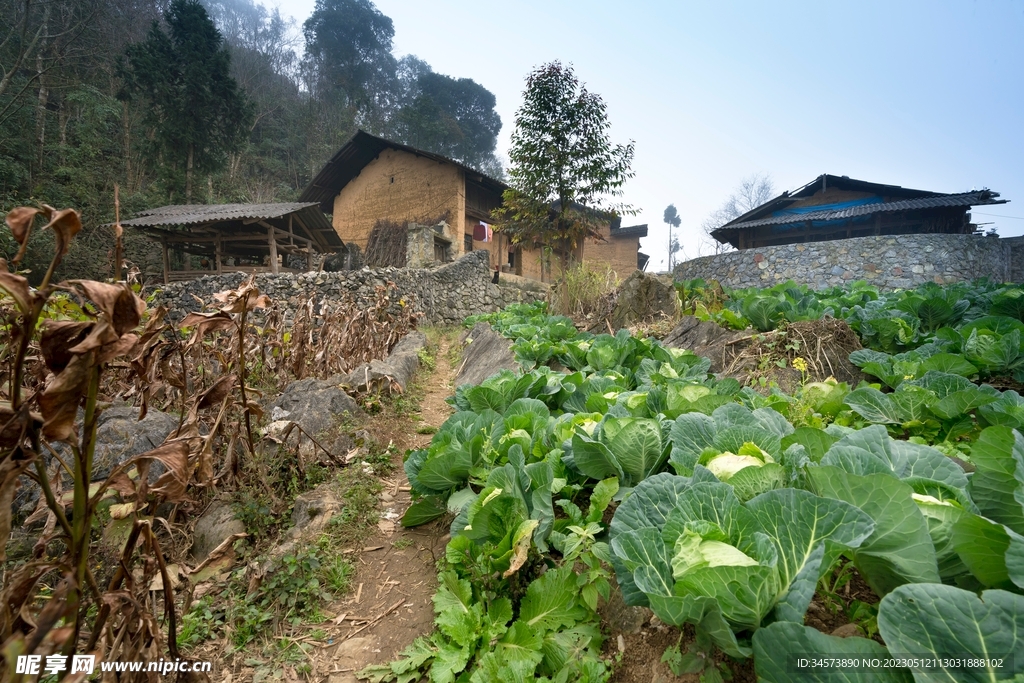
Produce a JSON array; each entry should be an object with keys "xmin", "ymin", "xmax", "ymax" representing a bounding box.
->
[
  {"xmin": 299, "ymin": 130, "xmax": 507, "ymax": 212},
  {"xmin": 122, "ymin": 202, "xmax": 343, "ymax": 252},
  {"xmin": 711, "ymin": 174, "xmax": 1007, "ymax": 242}
]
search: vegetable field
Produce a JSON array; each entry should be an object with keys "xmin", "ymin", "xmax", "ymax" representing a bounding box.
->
[{"xmin": 363, "ymin": 277, "xmax": 1024, "ymax": 683}]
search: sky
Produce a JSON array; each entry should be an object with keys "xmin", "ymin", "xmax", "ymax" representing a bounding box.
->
[{"xmin": 275, "ymin": 0, "xmax": 1024, "ymax": 271}]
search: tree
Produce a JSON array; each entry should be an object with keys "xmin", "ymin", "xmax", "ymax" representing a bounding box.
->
[
  {"xmin": 119, "ymin": 0, "xmax": 251, "ymax": 203},
  {"xmin": 663, "ymin": 203, "xmax": 681, "ymax": 271},
  {"xmin": 700, "ymin": 172, "xmax": 775, "ymax": 254},
  {"xmin": 392, "ymin": 66, "xmax": 502, "ymax": 176},
  {"xmin": 494, "ymin": 61, "xmax": 634, "ymax": 271},
  {"xmin": 302, "ymin": 0, "xmax": 397, "ymax": 133}
]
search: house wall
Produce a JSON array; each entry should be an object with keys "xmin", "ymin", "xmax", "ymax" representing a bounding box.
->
[
  {"xmin": 674, "ymin": 233, "xmax": 1013, "ymax": 290},
  {"xmin": 583, "ymin": 224, "xmax": 641, "ymax": 282},
  {"xmin": 331, "ymin": 148, "xmax": 466, "ymax": 252}
]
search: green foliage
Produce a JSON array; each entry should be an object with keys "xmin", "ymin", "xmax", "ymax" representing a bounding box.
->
[
  {"xmin": 119, "ymin": 0, "xmax": 253, "ymax": 200},
  {"xmin": 494, "ymin": 61, "xmax": 635, "ymax": 257},
  {"xmin": 390, "ymin": 298, "xmax": 1024, "ymax": 682}
]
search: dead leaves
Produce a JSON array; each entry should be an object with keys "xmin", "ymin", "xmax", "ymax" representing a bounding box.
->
[{"xmin": 4, "ymin": 204, "xmax": 82, "ymax": 265}]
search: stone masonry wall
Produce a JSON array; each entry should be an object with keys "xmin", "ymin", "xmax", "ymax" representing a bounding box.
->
[
  {"xmin": 674, "ymin": 234, "xmax": 1014, "ymax": 290},
  {"xmin": 152, "ymin": 249, "xmax": 547, "ymax": 325}
]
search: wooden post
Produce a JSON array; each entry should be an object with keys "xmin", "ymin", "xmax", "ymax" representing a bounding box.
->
[
  {"xmin": 215, "ymin": 236, "xmax": 222, "ymax": 274},
  {"xmin": 268, "ymin": 223, "xmax": 279, "ymax": 274},
  {"xmin": 161, "ymin": 237, "xmax": 169, "ymax": 285}
]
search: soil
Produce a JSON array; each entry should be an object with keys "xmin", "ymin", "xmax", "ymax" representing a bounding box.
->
[
  {"xmin": 307, "ymin": 334, "xmax": 459, "ymax": 683},
  {"xmin": 203, "ymin": 328, "xmax": 885, "ymax": 683},
  {"xmin": 606, "ymin": 624, "xmax": 756, "ymax": 683}
]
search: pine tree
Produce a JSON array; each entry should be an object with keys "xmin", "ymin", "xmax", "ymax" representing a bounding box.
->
[{"xmin": 118, "ymin": 0, "xmax": 251, "ymax": 203}]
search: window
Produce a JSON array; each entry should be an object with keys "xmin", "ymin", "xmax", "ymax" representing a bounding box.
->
[{"xmin": 464, "ymin": 234, "xmax": 473, "ymax": 252}]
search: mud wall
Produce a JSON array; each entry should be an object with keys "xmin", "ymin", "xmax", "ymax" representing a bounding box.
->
[{"xmin": 331, "ymin": 148, "xmax": 466, "ymax": 254}]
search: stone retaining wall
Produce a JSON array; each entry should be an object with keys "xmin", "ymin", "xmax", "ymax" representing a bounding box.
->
[
  {"xmin": 674, "ymin": 234, "xmax": 1016, "ymax": 290},
  {"xmin": 152, "ymin": 250, "xmax": 547, "ymax": 325}
]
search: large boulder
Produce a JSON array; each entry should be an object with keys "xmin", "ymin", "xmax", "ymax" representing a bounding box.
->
[
  {"xmin": 341, "ymin": 330, "xmax": 426, "ymax": 393},
  {"xmin": 606, "ymin": 271, "xmax": 680, "ymax": 331},
  {"xmin": 266, "ymin": 377, "xmax": 364, "ymax": 439},
  {"xmin": 14, "ymin": 404, "xmax": 178, "ymax": 523},
  {"xmin": 455, "ymin": 322, "xmax": 516, "ymax": 388},
  {"xmin": 92, "ymin": 405, "xmax": 180, "ymax": 481}
]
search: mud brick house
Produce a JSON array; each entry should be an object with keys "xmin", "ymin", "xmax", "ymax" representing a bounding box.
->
[
  {"xmin": 299, "ymin": 130, "xmax": 648, "ymax": 282},
  {"xmin": 711, "ymin": 174, "xmax": 1007, "ymax": 250}
]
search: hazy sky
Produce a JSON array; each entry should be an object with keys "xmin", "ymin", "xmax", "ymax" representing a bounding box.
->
[{"xmin": 275, "ymin": 0, "xmax": 1024, "ymax": 271}]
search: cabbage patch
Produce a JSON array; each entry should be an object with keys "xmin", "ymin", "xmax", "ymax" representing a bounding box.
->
[{"xmin": 609, "ymin": 474, "xmax": 874, "ymax": 654}]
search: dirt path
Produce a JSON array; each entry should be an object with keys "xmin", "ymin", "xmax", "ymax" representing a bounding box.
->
[{"xmin": 308, "ymin": 331, "xmax": 459, "ymax": 683}]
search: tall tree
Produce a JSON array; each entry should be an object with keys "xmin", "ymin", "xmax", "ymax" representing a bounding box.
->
[
  {"xmin": 392, "ymin": 67, "xmax": 502, "ymax": 176},
  {"xmin": 494, "ymin": 61, "xmax": 634, "ymax": 268},
  {"xmin": 663, "ymin": 203, "xmax": 681, "ymax": 271},
  {"xmin": 701, "ymin": 172, "xmax": 775, "ymax": 254},
  {"xmin": 118, "ymin": 0, "xmax": 251, "ymax": 203},
  {"xmin": 302, "ymin": 0, "xmax": 397, "ymax": 134}
]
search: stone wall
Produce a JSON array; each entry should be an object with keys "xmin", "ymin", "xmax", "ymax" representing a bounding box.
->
[
  {"xmin": 152, "ymin": 249, "xmax": 547, "ymax": 325},
  {"xmin": 674, "ymin": 234, "xmax": 1017, "ymax": 290}
]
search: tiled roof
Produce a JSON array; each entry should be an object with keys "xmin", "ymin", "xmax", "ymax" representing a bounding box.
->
[{"xmin": 713, "ymin": 191, "xmax": 1006, "ymax": 233}]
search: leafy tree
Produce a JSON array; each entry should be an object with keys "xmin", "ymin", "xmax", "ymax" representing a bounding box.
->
[
  {"xmin": 700, "ymin": 172, "xmax": 775, "ymax": 254},
  {"xmin": 119, "ymin": 0, "xmax": 252, "ymax": 203},
  {"xmin": 494, "ymin": 61, "xmax": 634, "ymax": 270},
  {"xmin": 302, "ymin": 0, "xmax": 397, "ymax": 132},
  {"xmin": 393, "ymin": 67, "xmax": 502, "ymax": 176},
  {"xmin": 664, "ymin": 203, "xmax": 682, "ymax": 271}
]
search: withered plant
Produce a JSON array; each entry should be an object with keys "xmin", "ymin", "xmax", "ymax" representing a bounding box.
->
[{"xmin": 0, "ymin": 203, "xmax": 424, "ymax": 679}]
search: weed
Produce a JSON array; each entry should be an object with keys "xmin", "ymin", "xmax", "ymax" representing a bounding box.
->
[
  {"xmin": 392, "ymin": 537, "xmax": 413, "ymax": 550},
  {"xmin": 415, "ymin": 424, "xmax": 437, "ymax": 435}
]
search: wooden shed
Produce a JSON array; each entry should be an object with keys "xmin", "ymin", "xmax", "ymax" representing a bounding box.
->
[{"xmin": 122, "ymin": 203, "xmax": 343, "ymax": 283}]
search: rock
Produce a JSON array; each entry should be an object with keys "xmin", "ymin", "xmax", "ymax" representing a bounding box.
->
[
  {"xmin": 455, "ymin": 322, "xmax": 516, "ymax": 388},
  {"xmin": 342, "ymin": 329, "xmax": 427, "ymax": 393},
  {"xmin": 600, "ymin": 584, "xmax": 652, "ymax": 635},
  {"xmin": 266, "ymin": 378, "xmax": 364, "ymax": 439},
  {"xmin": 92, "ymin": 405, "xmax": 179, "ymax": 481},
  {"xmin": 264, "ymin": 483, "xmax": 346, "ymax": 568},
  {"xmin": 191, "ymin": 498, "xmax": 245, "ymax": 560},
  {"xmin": 831, "ymin": 623, "xmax": 865, "ymax": 638},
  {"xmin": 602, "ymin": 271, "xmax": 680, "ymax": 331},
  {"xmin": 662, "ymin": 315, "xmax": 748, "ymax": 373}
]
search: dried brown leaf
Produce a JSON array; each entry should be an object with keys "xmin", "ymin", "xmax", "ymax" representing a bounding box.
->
[
  {"xmin": 197, "ymin": 375, "xmax": 235, "ymax": 410},
  {"xmin": 5, "ymin": 207, "xmax": 41, "ymax": 264},
  {"xmin": 140, "ymin": 441, "xmax": 190, "ymax": 502},
  {"xmin": 39, "ymin": 320, "xmax": 91, "ymax": 373},
  {"xmin": 38, "ymin": 353, "xmax": 92, "ymax": 441},
  {"xmin": 96, "ymin": 332, "xmax": 138, "ymax": 364},
  {"xmin": 0, "ymin": 457, "xmax": 34, "ymax": 563},
  {"xmin": 180, "ymin": 311, "xmax": 235, "ymax": 338},
  {"xmin": 69, "ymin": 281, "xmax": 144, "ymax": 335},
  {"xmin": 0, "ymin": 263, "xmax": 34, "ymax": 314},
  {"xmin": 40, "ymin": 206, "xmax": 82, "ymax": 257}
]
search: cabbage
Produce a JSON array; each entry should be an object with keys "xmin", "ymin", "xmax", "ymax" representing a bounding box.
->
[
  {"xmin": 705, "ymin": 454, "xmax": 764, "ymax": 481},
  {"xmin": 671, "ymin": 529, "xmax": 759, "ymax": 579},
  {"xmin": 703, "ymin": 442, "xmax": 775, "ymax": 481}
]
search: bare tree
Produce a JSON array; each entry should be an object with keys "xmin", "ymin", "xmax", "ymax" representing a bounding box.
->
[{"xmin": 699, "ymin": 172, "xmax": 775, "ymax": 254}]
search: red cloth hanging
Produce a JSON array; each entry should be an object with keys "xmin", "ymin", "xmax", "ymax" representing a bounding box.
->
[{"xmin": 473, "ymin": 223, "xmax": 487, "ymax": 241}]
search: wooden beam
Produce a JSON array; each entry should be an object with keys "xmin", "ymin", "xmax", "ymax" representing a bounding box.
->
[
  {"xmin": 267, "ymin": 223, "xmax": 279, "ymax": 274},
  {"xmin": 215, "ymin": 236, "xmax": 222, "ymax": 274},
  {"xmin": 161, "ymin": 237, "xmax": 170, "ymax": 285}
]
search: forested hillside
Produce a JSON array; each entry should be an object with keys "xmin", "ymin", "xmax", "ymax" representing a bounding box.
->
[{"xmin": 0, "ymin": 0, "xmax": 503, "ymax": 280}]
